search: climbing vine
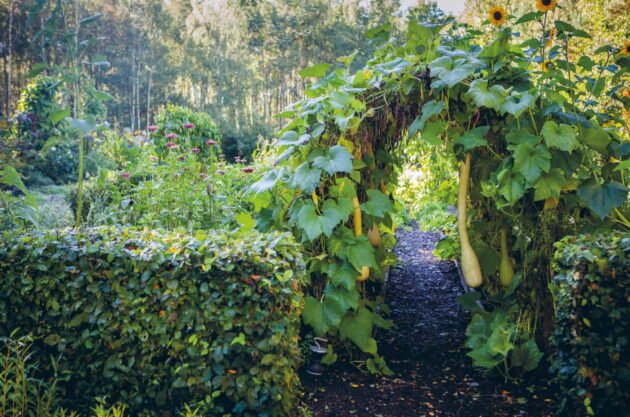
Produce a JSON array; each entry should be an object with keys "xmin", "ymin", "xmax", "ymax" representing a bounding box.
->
[{"xmin": 253, "ymin": 3, "xmax": 629, "ymax": 373}]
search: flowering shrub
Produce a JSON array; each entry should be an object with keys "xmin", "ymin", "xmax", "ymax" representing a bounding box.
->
[{"xmin": 0, "ymin": 227, "xmax": 304, "ymax": 416}]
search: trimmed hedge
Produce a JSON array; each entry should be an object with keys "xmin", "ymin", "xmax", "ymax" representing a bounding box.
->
[
  {"xmin": 550, "ymin": 233, "xmax": 630, "ymax": 417},
  {"xmin": 0, "ymin": 227, "xmax": 304, "ymax": 416}
]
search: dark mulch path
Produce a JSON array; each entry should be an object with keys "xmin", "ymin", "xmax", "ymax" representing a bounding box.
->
[{"xmin": 302, "ymin": 225, "xmax": 555, "ymax": 417}]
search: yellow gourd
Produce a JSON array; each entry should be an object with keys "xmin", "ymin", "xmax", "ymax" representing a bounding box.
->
[
  {"xmin": 367, "ymin": 223, "xmax": 381, "ymax": 247},
  {"xmin": 458, "ymin": 153, "xmax": 483, "ymax": 288},
  {"xmin": 499, "ymin": 228, "xmax": 514, "ymax": 287},
  {"xmin": 352, "ymin": 196, "xmax": 370, "ymax": 282}
]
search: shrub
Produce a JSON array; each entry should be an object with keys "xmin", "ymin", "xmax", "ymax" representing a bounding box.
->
[
  {"xmin": 550, "ymin": 233, "xmax": 630, "ymax": 417},
  {"xmin": 0, "ymin": 227, "xmax": 304, "ymax": 416}
]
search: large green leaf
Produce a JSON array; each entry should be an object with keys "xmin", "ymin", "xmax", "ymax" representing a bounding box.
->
[
  {"xmin": 511, "ymin": 340, "xmax": 543, "ymax": 371},
  {"xmin": 428, "ymin": 56, "xmax": 475, "ymax": 87},
  {"xmin": 339, "ymin": 308, "xmax": 377, "ymax": 354},
  {"xmin": 533, "ymin": 168, "xmax": 566, "ymax": 201},
  {"xmin": 467, "ymin": 345, "xmax": 502, "ymax": 369},
  {"xmin": 303, "ymin": 296, "xmax": 345, "ymax": 336},
  {"xmin": 360, "ymin": 189, "xmax": 393, "ymax": 218},
  {"xmin": 512, "ymin": 142, "xmax": 551, "ymax": 183},
  {"xmin": 409, "ymin": 100, "xmax": 445, "ymax": 136},
  {"xmin": 577, "ymin": 180, "xmax": 629, "ymax": 219},
  {"xmin": 324, "ymin": 285, "xmax": 359, "ymax": 311},
  {"xmin": 534, "ymin": 168, "xmax": 567, "ymax": 200},
  {"xmin": 578, "ymin": 125, "xmax": 610, "ymax": 155},
  {"xmin": 487, "ymin": 326, "xmax": 514, "ymax": 357},
  {"xmin": 466, "ymin": 79, "xmax": 507, "ymax": 111},
  {"xmin": 541, "ymin": 121, "xmax": 578, "ymax": 152},
  {"xmin": 299, "ymin": 63, "xmax": 332, "ymax": 78},
  {"xmin": 312, "ymin": 145, "xmax": 353, "ymax": 175},
  {"xmin": 497, "ymin": 168, "xmax": 525, "ymax": 205},
  {"xmin": 292, "ymin": 163, "xmax": 321, "ymax": 193},
  {"xmin": 277, "ymin": 130, "xmax": 311, "ymax": 146},
  {"xmin": 501, "ymin": 91, "xmax": 536, "ymax": 118},
  {"xmin": 454, "ymin": 126, "xmax": 489, "ymax": 151},
  {"xmin": 326, "ymin": 262, "xmax": 357, "ymax": 290},
  {"xmin": 297, "ymin": 200, "xmax": 349, "ymax": 240}
]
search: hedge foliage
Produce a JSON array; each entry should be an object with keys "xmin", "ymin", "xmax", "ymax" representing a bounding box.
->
[
  {"xmin": 550, "ymin": 232, "xmax": 630, "ymax": 417},
  {"xmin": 0, "ymin": 227, "xmax": 304, "ymax": 416}
]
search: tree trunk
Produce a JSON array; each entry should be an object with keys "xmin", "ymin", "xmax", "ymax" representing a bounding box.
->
[
  {"xmin": 4, "ymin": 0, "xmax": 15, "ymax": 116},
  {"xmin": 146, "ymin": 67, "xmax": 152, "ymax": 129}
]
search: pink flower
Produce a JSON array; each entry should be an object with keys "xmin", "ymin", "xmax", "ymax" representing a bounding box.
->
[
  {"xmin": 205, "ymin": 140, "xmax": 217, "ymax": 146},
  {"xmin": 200, "ymin": 173, "xmax": 209, "ymax": 180},
  {"xmin": 166, "ymin": 133, "xmax": 178, "ymax": 139},
  {"xmin": 183, "ymin": 123, "xmax": 195, "ymax": 129},
  {"xmin": 148, "ymin": 125, "xmax": 158, "ymax": 132},
  {"xmin": 121, "ymin": 172, "xmax": 130, "ymax": 180},
  {"xmin": 216, "ymin": 170, "xmax": 225, "ymax": 175},
  {"xmin": 242, "ymin": 166, "xmax": 254, "ymax": 173},
  {"xmin": 178, "ymin": 155, "xmax": 186, "ymax": 161},
  {"xmin": 217, "ymin": 162, "xmax": 224, "ymax": 167},
  {"xmin": 166, "ymin": 142, "xmax": 179, "ymax": 149},
  {"xmin": 191, "ymin": 147, "xmax": 201, "ymax": 153}
]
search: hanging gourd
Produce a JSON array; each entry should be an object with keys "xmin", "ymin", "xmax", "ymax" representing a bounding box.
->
[
  {"xmin": 353, "ymin": 196, "xmax": 370, "ymax": 282},
  {"xmin": 499, "ymin": 228, "xmax": 514, "ymax": 287},
  {"xmin": 458, "ymin": 153, "xmax": 483, "ymax": 288},
  {"xmin": 367, "ymin": 223, "xmax": 381, "ymax": 248}
]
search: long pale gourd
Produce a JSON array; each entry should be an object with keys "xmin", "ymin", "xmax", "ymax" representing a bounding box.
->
[
  {"xmin": 367, "ymin": 223, "xmax": 381, "ymax": 247},
  {"xmin": 352, "ymin": 197, "xmax": 370, "ymax": 282},
  {"xmin": 458, "ymin": 153, "xmax": 483, "ymax": 288},
  {"xmin": 499, "ymin": 228, "xmax": 514, "ymax": 287}
]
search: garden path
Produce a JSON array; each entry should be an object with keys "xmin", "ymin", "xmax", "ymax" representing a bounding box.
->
[{"xmin": 302, "ymin": 224, "xmax": 554, "ymax": 417}]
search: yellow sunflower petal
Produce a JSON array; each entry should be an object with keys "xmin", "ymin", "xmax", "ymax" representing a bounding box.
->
[{"xmin": 488, "ymin": 6, "xmax": 508, "ymax": 26}]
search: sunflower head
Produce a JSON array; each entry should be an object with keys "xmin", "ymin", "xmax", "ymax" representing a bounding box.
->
[
  {"xmin": 621, "ymin": 41, "xmax": 630, "ymax": 56},
  {"xmin": 542, "ymin": 60, "xmax": 553, "ymax": 72},
  {"xmin": 536, "ymin": 0, "xmax": 558, "ymax": 12},
  {"xmin": 488, "ymin": 6, "xmax": 508, "ymax": 26}
]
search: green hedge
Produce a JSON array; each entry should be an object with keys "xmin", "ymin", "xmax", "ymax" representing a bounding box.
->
[
  {"xmin": 0, "ymin": 227, "xmax": 304, "ymax": 416},
  {"xmin": 550, "ymin": 232, "xmax": 630, "ymax": 417}
]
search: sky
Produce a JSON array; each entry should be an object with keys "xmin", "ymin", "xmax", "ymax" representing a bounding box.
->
[{"xmin": 400, "ymin": 0, "xmax": 466, "ymax": 16}]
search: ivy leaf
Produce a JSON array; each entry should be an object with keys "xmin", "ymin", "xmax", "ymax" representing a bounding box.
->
[
  {"xmin": 512, "ymin": 143, "xmax": 551, "ymax": 183},
  {"xmin": 497, "ymin": 168, "xmax": 525, "ymax": 205},
  {"xmin": 312, "ymin": 145, "xmax": 353, "ymax": 175},
  {"xmin": 361, "ymin": 189, "xmax": 393, "ymax": 218},
  {"xmin": 501, "ymin": 91, "xmax": 537, "ymax": 118},
  {"xmin": 533, "ymin": 168, "xmax": 566, "ymax": 201},
  {"xmin": 339, "ymin": 308, "xmax": 376, "ymax": 354},
  {"xmin": 303, "ymin": 296, "xmax": 345, "ymax": 336},
  {"xmin": 466, "ymin": 79, "xmax": 507, "ymax": 110},
  {"xmin": 454, "ymin": 126, "xmax": 489, "ymax": 151},
  {"xmin": 541, "ymin": 121, "xmax": 578, "ymax": 152},
  {"xmin": 292, "ymin": 163, "xmax": 321, "ymax": 193},
  {"xmin": 577, "ymin": 180, "xmax": 629, "ymax": 219},
  {"xmin": 428, "ymin": 56, "xmax": 475, "ymax": 87}
]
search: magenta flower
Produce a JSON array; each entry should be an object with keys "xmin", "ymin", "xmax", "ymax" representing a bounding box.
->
[
  {"xmin": 178, "ymin": 155, "xmax": 186, "ymax": 161},
  {"xmin": 191, "ymin": 147, "xmax": 201, "ymax": 153},
  {"xmin": 216, "ymin": 170, "xmax": 225, "ymax": 175},
  {"xmin": 183, "ymin": 123, "xmax": 195, "ymax": 129},
  {"xmin": 242, "ymin": 166, "xmax": 254, "ymax": 173},
  {"xmin": 148, "ymin": 125, "xmax": 158, "ymax": 132},
  {"xmin": 166, "ymin": 133, "xmax": 178, "ymax": 139},
  {"xmin": 205, "ymin": 140, "xmax": 217, "ymax": 146},
  {"xmin": 121, "ymin": 172, "xmax": 130, "ymax": 180},
  {"xmin": 166, "ymin": 142, "xmax": 179, "ymax": 149}
]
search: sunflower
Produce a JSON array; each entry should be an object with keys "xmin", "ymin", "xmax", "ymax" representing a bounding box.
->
[
  {"xmin": 623, "ymin": 89, "xmax": 630, "ymax": 99},
  {"xmin": 546, "ymin": 28, "xmax": 557, "ymax": 47},
  {"xmin": 621, "ymin": 41, "xmax": 630, "ymax": 56},
  {"xmin": 536, "ymin": 0, "xmax": 558, "ymax": 12},
  {"xmin": 541, "ymin": 60, "xmax": 552, "ymax": 72},
  {"xmin": 488, "ymin": 6, "xmax": 508, "ymax": 26}
]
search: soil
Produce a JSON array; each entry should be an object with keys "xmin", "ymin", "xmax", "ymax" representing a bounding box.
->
[{"xmin": 301, "ymin": 224, "xmax": 556, "ymax": 417}]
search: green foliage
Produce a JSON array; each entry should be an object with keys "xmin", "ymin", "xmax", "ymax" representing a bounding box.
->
[
  {"xmin": 0, "ymin": 227, "xmax": 304, "ymax": 416},
  {"xmin": 550, "ymin": 233, "xmax": 630, "ymax": 417}
]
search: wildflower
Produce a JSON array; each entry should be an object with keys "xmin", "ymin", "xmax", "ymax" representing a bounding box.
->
[
  {"xmin": 205, "ymin": 139, "xmax": 217, "ymax": 146},
  {"xmin": 216, "ymin": 170, "xmax": 225, "ymax": 175},
  {"xmin": 166, "ymin": 142, "xmax": 179, "ymax": 149},
  {"xmin": 183, "ymin": 123, "xmax": 195, "ymax": 129},
  {"xmin": 121, "ymin": 172, "xmax": 130, "ymax": 180},
  {"xmin": 242, "ymin": 166, "xmax": 254, "ymax": 173},
  {"xmin": 191, "ymin": 147, "xmax": 201, "ymax": 153},
  {"xmin": 148, "ymin": 125, "xmax": 158, "ymax": 132},
  {"xmin": 488, "ymin": 5, "xmax": 507, "ymax": 26},
  {"xmin": 166, "ymin": 133, "xmax": 178, "ymax": 139},
  {"xmin": 621, "ymin": 41, "xmax": 630, "ymax": 56},
  {"xmin": 178, "ymin": 155, "xmax": 186, "ymax": 161},
  {"xmin": 546, "ymin": 28, "xmax": 556, "ymax": 47},
  {"xmin": 159, "ymin": 310, "xmax": 166, "ymax": 318},
  {"xmin": 200, "ymin": 173, "xmax": 209, "ymax": 180},
  {"xmin": 536, "ymin": 0, "xmax": 557, "ymax": 12},
  {"xmin": 541, "ymin": 60, "xmax": 552, "ymax": 72}
]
